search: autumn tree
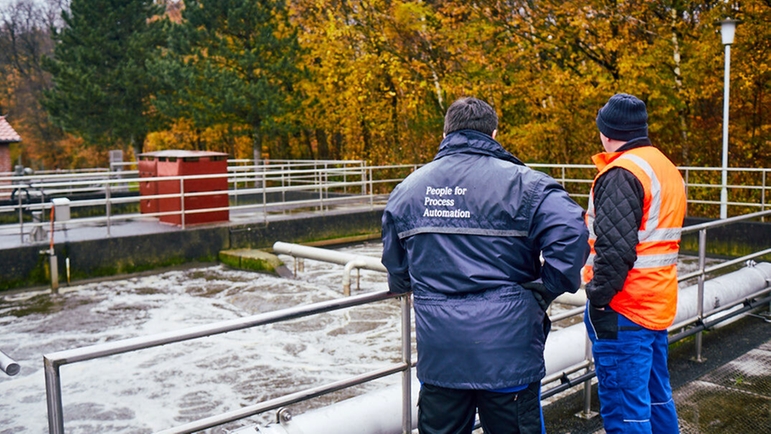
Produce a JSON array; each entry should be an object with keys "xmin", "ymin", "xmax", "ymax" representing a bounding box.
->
[
  {"xmin": 0, "ymin": 0, "xmax": 97, "ymax": 170},
  {"xmin": 150, "ymin": 0, "xmax": 302, "ymax": 162},
  {"xmin": 42, "ymin": 0, "xmax": 166, "ymax": 157}
]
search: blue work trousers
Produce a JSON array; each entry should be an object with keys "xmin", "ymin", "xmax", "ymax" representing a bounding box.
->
[{"xmin": 584, "ymin": 304, "xmax": 680, "ymax": 434}]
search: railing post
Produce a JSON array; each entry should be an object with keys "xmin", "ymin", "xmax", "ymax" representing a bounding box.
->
[
  {"xmin": 44, "ymin": 357, "xmax": 65, "ymax": 434},
  {"xmin": 262, "ymin": 169, "xmax": 267, "ymax": 225},
  {"xmin": 762, "ymin": 170, "xmax": 767, "ymax": 222},
  {"xmin": 18, "ymin": 185, "xmax": 24, "ymax": 244},
  {"xmin": 695, "ymin": 228, "xmax": 707, "ymax": 362},
  {"xmin": 180, "ymin": 178, "xmax": 186, "ymax": 230},
  {"xmin": 401, "ymin": 294, "xmax": 412, "ymax": 434},
  {"xmin": 576, "ymin": 331, "xmax": 598, "ymax": 419},
  {"xmin": 234, "ymin": 171, "xmax": 239, "ymax": 207},
  {"xmin": 360, "ymin": 161, "xmax": 366, "ymax": 196},
  {"xmin": 106, "ymin": 180, "xmax": 112, "ymax": 237},
  {"xmin": 684, "ymin": 169, "xmax": 690, "ymax": 216},
  {"xmin": 324, "ymin": 162, "xmax": 329, "ymax": 212}
]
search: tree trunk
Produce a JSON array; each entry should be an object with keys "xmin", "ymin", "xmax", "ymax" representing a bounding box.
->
[{"xmin": 671, "ymin": 9, "xmax": 690, "ymax": 165}]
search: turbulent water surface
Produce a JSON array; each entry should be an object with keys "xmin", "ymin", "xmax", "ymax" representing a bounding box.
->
[
  {"xmin": 0, "ymin": 242, "xmax": 404, "ymax": 433},
  {"xmin": 0, "ymin": 243, "xmax": 714, "ymax": 434}
]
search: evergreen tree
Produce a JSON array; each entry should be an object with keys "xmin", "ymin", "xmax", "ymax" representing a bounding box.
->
[
  {"xmin": 42, "ymin": 0, "xmax": 166, "ymax": 156},
  {"xmin": 150, "ymin": 0, "xmax": 302, "ymax": 162}
]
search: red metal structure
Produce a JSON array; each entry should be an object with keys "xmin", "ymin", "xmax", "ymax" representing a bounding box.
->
[{"xmin": 138, "ymin": 150, "xmax": 229, "ymax": 225}]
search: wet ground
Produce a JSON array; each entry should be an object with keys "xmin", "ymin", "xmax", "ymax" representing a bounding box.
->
[{"xmin": 541, "ymin": 309, "xmax": 771, "ymax": 434}]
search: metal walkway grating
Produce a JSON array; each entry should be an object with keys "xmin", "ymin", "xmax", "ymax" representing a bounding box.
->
[{"xmin": 674, "ymin": 341, "xmax": 771, "ymax": 433}]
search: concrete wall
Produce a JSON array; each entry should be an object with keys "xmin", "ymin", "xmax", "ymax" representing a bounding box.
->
[
  {"xmin": 682, "ymin": 217, "xmax": 771, "ymax": 258},
  {"xmin": 0, "ymin": 209, "xmax": 384, "ymax": 291}
]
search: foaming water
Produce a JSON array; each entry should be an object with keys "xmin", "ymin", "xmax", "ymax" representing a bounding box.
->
[
  {"xmin": 0, "ymin": 243, "xmax": 714, "ymax": 433},
  {"xmin": 0, "ymin": 242, "xmax": 399, "ymax": 433}
]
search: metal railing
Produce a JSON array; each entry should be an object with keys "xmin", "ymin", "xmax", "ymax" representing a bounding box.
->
[
  {"xmin": 44, "ymin": 290, "xmax": 412, "ymax": 434},
  {"xmin": 2, "ymin": 162, "xmax": 769, "ymax": 245},
  {"xmin": 41, "ymin": 210, "xmax": 771, "ymax": 433},
  {"xmin": 672, "ymin": 209, "xmax": 771, "ymax": 361}
]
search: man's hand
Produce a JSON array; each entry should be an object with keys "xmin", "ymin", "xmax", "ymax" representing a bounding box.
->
[{"xmin": 522, "ymin": 282, "xmax": 557, "ymax": 312}]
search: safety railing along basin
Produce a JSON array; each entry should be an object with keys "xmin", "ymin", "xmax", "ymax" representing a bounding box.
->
[{"xmin": 44, "ymin": 290, "xmax": 412, "ymax": 434}]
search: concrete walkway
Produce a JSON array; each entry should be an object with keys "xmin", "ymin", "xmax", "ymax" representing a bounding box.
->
[{"xmin": 542, "ymin": 311, "xmax": 771, "ymax": 433}]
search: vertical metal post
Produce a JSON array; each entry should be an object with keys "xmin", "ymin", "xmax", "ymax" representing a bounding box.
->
[
  {"xmin": 720, "ymin": 43, "xmax": 731, "ymax": 219},
  {"xmin": 695, "ymin": 228, "xmax": 707, "ymax": 362},
  {"xmin": 18, "ymin": 187, "xmax": 23, "ymax": 244},
  {"xmin": 369, "ymin": 167, "xmax": 374, "ymax": 209},
  {"xmin": 401, "ymin": 295, "xmax": 412, "ymax": 434},
  {"xmin": 684, "ymin": 169, "xmax": 690, "ymax": 215},
  {"xmin": 44, "ymin": 357, "xmax": 65, "ymax": 434},
  {"xmin": 762, "ymin": 170, "xmax": 767, "ymax": 222},
  {"xmin": 180, "ymin": 178, "xmax": 186, "ymax": 230},
  {"xmin": 105, "ymin": 181, "xmax": 112, "ymax": 237},
  {"xmin": 576, "ymin": 331, "xmax": 598, "ymax": 419},
  {"xmin": 234, "ymin": 171, "xmax": 239, "ymax": 207},
  {"xmin": 361, "ymin": 162, "xmax": 366, "ymax": 196},
  {"xmin": 281, "ymin": 169, "xmax": 286, "ymax": 208},
  {"xmin": 262, "ymin": 169, "xmax": 267, "ymax": 225},
  {"xmin": 324, "ymin": 162, "xmax": 329, "ymax": 212}
]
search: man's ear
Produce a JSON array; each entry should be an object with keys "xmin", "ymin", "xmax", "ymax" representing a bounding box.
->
[{"xmin": 492, "ymin": 129, "xmax": 497, "ymax": 139}]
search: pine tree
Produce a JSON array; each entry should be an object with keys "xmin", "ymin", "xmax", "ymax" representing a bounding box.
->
[
  {"xmin": 42, "ymin": 0, "xmax": 166, "ymax": 156},
  {"xmin": 150, "ymin": 0, "xmax": 302, "ymax": 162}
]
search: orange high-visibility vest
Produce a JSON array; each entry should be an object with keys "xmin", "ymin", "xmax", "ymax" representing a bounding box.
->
[{"xmin": 583, "ymin": 146, "xmax": 686, "ymax": 330}]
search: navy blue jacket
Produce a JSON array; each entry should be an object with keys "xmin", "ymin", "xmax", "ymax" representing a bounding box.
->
[{"xmin": 381, "ymin": 130, "xmax": 589, "ymax": 389}]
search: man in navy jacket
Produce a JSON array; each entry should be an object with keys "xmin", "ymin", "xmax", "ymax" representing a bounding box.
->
[{"xmin": 381, "ymin": 97, "xmax": 590, "ymax": 433}]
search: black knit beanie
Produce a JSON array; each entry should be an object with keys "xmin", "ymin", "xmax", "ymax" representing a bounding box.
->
[{"xmin": 596, "ymin": 93, "xmax": 648, "ymax": 142}]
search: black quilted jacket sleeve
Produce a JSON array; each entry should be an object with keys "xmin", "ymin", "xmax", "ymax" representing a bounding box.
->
[{"xmin": 585, "ymin": 167, "xmax": 644, "ymax": 307}]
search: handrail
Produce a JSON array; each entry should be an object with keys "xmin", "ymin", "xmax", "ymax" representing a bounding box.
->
[
  {"xmin": 3, "ymin": 163, "xmax": 769, "ymax": 243},
  {"xmin": 39, "ymin": 211, "xmax": 771, "ymax": 432},
  {"xmin": 44, "ymin": 290, "xmax": 410, "ymax": 434}
]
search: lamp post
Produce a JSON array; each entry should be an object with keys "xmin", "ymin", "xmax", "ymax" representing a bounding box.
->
[{"xmin": 719, "ymin": 18, "xmax": 737, "ymax": 219}]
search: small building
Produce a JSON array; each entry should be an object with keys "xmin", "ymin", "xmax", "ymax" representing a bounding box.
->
[{"xmin": 0, "ymin": 116, "xmax": 22, "ymax": 174}]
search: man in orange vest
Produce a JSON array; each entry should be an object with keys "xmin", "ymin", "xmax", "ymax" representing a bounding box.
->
[{"xmin": 583, "ymin": 93, "xmax": 686, "ymax": 433}]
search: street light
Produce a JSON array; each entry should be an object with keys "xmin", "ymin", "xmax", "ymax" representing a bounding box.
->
[{"xmin": 718, "ymin": 18, "xmax": 738, "ymax": 219}]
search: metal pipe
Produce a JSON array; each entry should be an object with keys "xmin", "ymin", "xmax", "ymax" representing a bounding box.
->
[
  {"xmin": 400, "ymin": 295, "xmax": 412, "ymax": 434},
  {"xmin": 0, "ymin": 350, "xmax": 20, "ymax": 376},
  {"xmin": 695, "ymin": 229, "xmax": 707, "ymax": 361},
  {"xmin": 273, "ymin": 242, "xmax": 387, "ymax": 273},
  {"xmin": 249, "ymin": 262, "xmax": 771, "ymax": 434},
  {"xmin": 720, "ymin": 42, "xmax": 732, "ymax": 219},
  {"xmin": 674, "ymin": 262, "xmax": 771, "ymax": 325},
  {"xmin": 343, "ymin": 259, "xmax": 370, "ymax": 296},
  {"xmin": 45, "ymin": 357, "xmax": 64, "ymax": 434}
]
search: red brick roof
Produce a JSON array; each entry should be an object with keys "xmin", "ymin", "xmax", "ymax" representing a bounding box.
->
[{"xmin": 0, "ymin": 116, "xmax": 22, "ymax": 143}]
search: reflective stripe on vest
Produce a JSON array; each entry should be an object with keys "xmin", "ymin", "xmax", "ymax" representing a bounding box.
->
[{"xmin": 583, "ymin": 146, "xmax": 686, "ymax": 330}]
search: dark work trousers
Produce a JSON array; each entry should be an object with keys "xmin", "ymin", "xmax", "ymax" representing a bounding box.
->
[
  {"xmin": 417, "ymin": 381, "xmax": 545, "ymax": 434},
  {"xmin": 584, "ymin": 303, "xmax": 680, "ymax": 434}
]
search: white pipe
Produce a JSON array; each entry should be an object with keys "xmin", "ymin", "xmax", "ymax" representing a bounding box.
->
[
  {"xmin": 274, "ymin": 242, "xmax": 386, "ymax": 295},
  {"xmin": 273, "ymin": 242, "xmax": 387, "ymax": 272},
  {"xmin": 555, "ymin": 289, "xmax": 587, "ymax": 306},
  {"xmin": 0, "ymin": 350, "xmax": 20, "ymax": 376},
  {"xmin": 240, "ymin": 262, "xmax": 771, "ymax": 434},
  {"xmin": 251, "ymin": 372, "xmax": 421, "ymax": 434},
  {"xmin": 342, "ymin": 259, "xmax": 369, "ymax": 296},
  {"xmin": 673, "ymin": 261, "xmax": 771, "ymax": 326}
]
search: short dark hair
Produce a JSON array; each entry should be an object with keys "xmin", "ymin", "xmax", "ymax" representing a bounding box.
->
[{"xmin": 443, "ymin": 97, "xmax": 498, "ymax": 136}]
